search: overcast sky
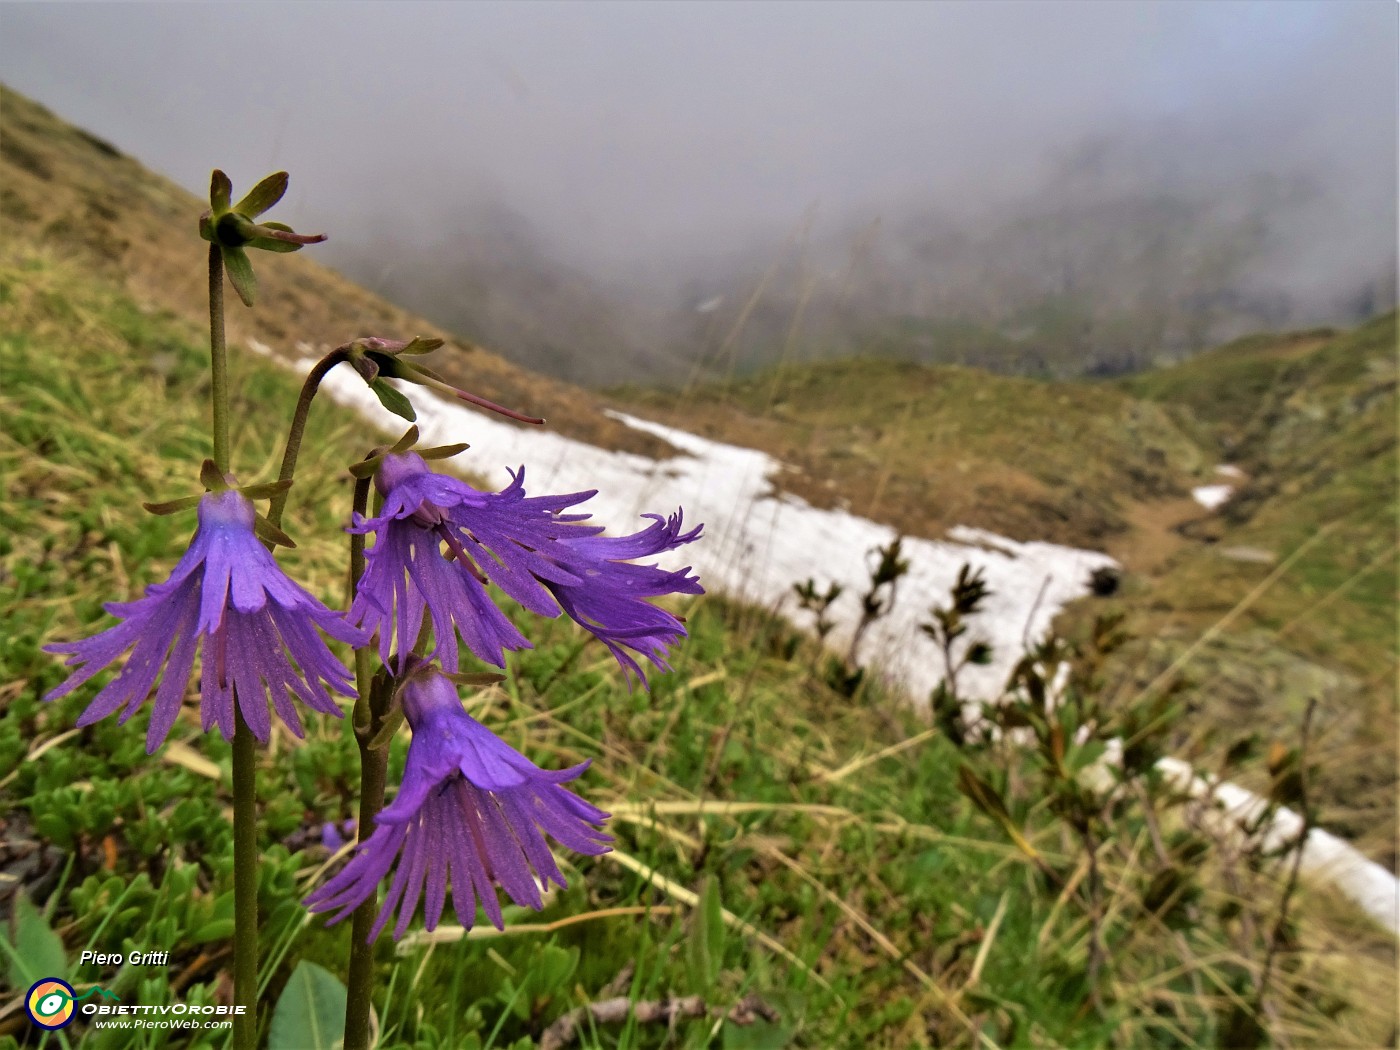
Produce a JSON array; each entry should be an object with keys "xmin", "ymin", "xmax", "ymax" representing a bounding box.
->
[{"xmin": 2, "ymin": 1, "xmax": 1395, "ymax": 280}]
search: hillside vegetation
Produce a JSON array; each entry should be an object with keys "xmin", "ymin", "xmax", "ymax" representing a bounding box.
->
[
  {"xmin": 611, "ymin": 358, "xmax": 1204, "ymax": 548},
  {"xmin": 6, "ymin": 219, "xmax": 1398, "ymax": 1050},
  {"xmin": 1110, "ymin": 315, "xmax": 1399, "ymax": 857}
]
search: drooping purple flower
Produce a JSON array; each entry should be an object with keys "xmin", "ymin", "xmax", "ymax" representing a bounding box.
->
[
  {"xmin": 305, "ymin": 668, "xmax": 611, "ymax": 940},
  {"xmin": 350, "ymin": 452, "xmax": 702, "ymax": 685},
  {"xmin": 321, "ymin": 819, "xmax": 357, "ymax": 852},
  {"xmin": 44, "ymin": 490, "xmax": 368, "ymax": 752}
]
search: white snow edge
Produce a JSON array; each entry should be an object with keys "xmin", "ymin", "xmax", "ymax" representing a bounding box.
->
[
  {"xmin": 1192, "ymin": 483, "xmax": 1234, "ymax": 510},
  {"xmin": 1155, "ymin": 755, "xmax": 1398, "ymax": 937}
]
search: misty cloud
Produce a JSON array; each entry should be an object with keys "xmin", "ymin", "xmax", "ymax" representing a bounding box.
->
[{"xmin": 2, "ymin": 2, "xmax": 1394, "ymax": 382}]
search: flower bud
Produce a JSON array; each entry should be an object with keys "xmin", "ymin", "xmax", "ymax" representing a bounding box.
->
[{"xmin": 198, "ymin": 169, "xmax": 325, "ymax": 306}]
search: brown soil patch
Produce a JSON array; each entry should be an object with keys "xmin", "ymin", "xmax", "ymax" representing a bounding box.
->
[{"xmin": 1104, "ymin": 495, "xmax": 1212, "ymax": 575}]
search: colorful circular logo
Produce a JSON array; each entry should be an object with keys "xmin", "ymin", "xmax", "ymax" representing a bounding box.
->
[{"xmin": 26, "ymin": 978, "xmax": 77, "ymax": 1029}]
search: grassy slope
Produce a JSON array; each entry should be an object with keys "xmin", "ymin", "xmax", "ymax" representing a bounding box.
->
[
  {"xmin": 611, "ymin": 320, "xmax": 1398, "ymax": 861},
  {"xmin": 1107, "ymin": 317, "xmax": 1398, "ymax": 855},
  {"xmin": 1120, "ymin": 314, "xmax": 1397, "ymax": 683},
  {"xmin": 0, "ymin": 240, "xmax": 951, "ymax": 1048},
  {"xmin": 609, "ymin": 358, "xmax": 1205, "ymax": 549}
]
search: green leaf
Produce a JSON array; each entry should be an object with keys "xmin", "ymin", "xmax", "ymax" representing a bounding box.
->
[
  {"xmin": 723, "ymin": 1019, "xmax": 790, "ymax": 1050},
  {"xmin": 254, "ymin": 515, "xmax": 297, "ymax": 549},
  {"xmin": 269, "ymin": 961, "xmax": 346, "ymax": 1050},
  {"xmin": 190, "ymin": 918, "xmax": 236, "ymax": 944},
  {"xmin": 688, "ymin": 875, "xmax": 725, "ymax": 988},
  {"xmin": 957, "ymin": 764, "xmax": 1011, "ymax": 824},
  {"xmin": 442, "ymin": 671, "xmax": 505, "ymax": 688},
  {"xmin": 1068, "ymin": 739, "xmax": 1107, "ymax": 774},
  {"xmin": 238, "ymin": 479, "xmax": 293, "ymax": 500},
  {"xmin": 348, "ymin": 455, "xmax": 383, "ymax": 480},
  {"xmin": 958, "ymin": 764, "xmax": 1043, "ymax": 861},
  {"xmin": 248, "ymin": 239, "xmax": 305, "ymax": 254},
  {"xmin": 200, "ymin": 458, "xmax": 227, "ymax": 491},
  {"xmin": 233, "ymin": 171, "xmax": 288, "ymax": 218},
  {"xmin": 419, "ymin": 442, "xmax": 470, "ymax": 462},
  {"xmin": 0, "ymin": 892, "xmax": 68, "ymax": 991},
  {"xmin": 366, "ymin": 706, "xmax": 405, "ymax": 751},
  {"xmin": 142, "ymin": 494, "xmax": 203, "ymax": 516},
  {"xmin": 222, "ymin": 246, "xmax": 257, "ymax": 307},
  {"xmin": 210, "ymin": 169, "xmax": 232, "ymax": 213},
  {"xmin": 389, "ymin": 425, "xmax": 421, "ymax": 452},
  {"xmin": 522, "ymin": 944, "xmax": 577, "ymax": 1001},
  {"xmin": 370, "ymin": 379, "xmax": 417, "ymax": 422}
]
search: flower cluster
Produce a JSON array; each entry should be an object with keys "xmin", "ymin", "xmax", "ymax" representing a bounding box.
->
[{"xmin": 45, "ymin": 447, "xmax": 701, "ymax": 940}]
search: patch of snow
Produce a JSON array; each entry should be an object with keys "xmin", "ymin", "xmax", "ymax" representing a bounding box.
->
[
  {"xmin": 1192, "ymin": 483, "xmax": 1234, "ymax": 510},
  {"xmin": 304, "ymin": 361, "xmax": 1116, "ymax": 704},
  {"xmin": 1157, "ymin": 756, "xmax": 1399, "ymax": 937},
  {"xmin": 1215, "ymin": 464, "xmax": 1246, "ymax": 480}
]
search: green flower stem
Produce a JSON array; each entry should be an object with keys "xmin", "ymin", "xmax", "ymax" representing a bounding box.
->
[
  {"xmin": 211, "ymin": 243, "xmax": 258, "ymax": 1050},
  {"xmin": 344, "ymin": 693, "xmax": 389, "ymax": 1050},
  {"xmin": 344, "ymin": 475, "xmax": 387, "ymax": 1050},
  {"xmin": 231, "ymin": 714, "xmax": 259, "ymax": 1050},
  {"xmin": 266, "ymin": 347, "xmax": 349, "ymax": 530},
  {"xmin": 208, "ymin": 245, "xmax": 231, "ymax": 475}
]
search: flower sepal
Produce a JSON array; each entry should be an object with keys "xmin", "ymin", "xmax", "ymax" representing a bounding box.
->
[
  {"xmin": 441, "ymin": 671, "xmax": 507, "ymax": 689},
  {"xmin": 141, "ymin": 460, "xmax": 296, "ymax": 547},
  {"xmin": 343, "ymin": 336, "xmax": 544, "ymax": 425},
  {"xmin": 199, "ymin": 169, "xmax": 326, "ymax": 306},
  {"xmin": 356, "ymin": 666, "xmax": 403, "ymax": 748},
  {"xmin": 347, "ymin": 425, "xmax": 469, "ymax": 481}
]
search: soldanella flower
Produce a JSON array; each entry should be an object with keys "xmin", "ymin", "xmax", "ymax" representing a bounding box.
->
[
  {"xmin": 351, "ymin": 451, "xmax": 703, "ymax": 685},
  {"xmin": 305, "ymin": 666, "xmax": 611, "ymax": 940},
  {"xmin": 44, "ymin": 489, "xmax": 367, "ymax": 752}
]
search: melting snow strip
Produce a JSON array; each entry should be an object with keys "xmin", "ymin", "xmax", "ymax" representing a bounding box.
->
[{"xmin": 1192, "ymin": 483, "xmax": 1234, "ymax": 510}]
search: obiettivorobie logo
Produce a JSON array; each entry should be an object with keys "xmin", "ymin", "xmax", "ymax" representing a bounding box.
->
[{"xmin": 25, "ymin": 978, "xmax": 121, "ymax": 1029}]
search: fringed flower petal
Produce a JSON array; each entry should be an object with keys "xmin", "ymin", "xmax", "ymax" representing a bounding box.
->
[{"xmin": 306, "ymin": 669, "xmax": 611, "ymax": 941}]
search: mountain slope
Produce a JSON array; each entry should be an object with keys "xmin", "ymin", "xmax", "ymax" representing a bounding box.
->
[
  {"xmin": 1121, "ymin": 314, "xmax": 1396, "ymax": 680},
  {"xmin": 611, "ymin": 356, "xmax": 1206, "ymax": 548},
  {"xmin": 0, "ymin": 84, "xmax": 672, "ymax": 460},
  {"xmin": 612, "ymin": 320, "xmax": 1399, "ymax": 865},
  {"xmin": 1100, "ymin": 316, "xmax": 1399, "ymax": 855}
]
